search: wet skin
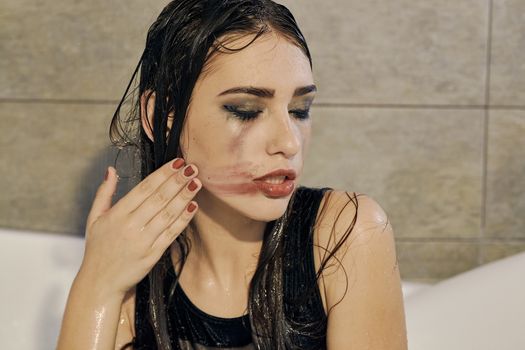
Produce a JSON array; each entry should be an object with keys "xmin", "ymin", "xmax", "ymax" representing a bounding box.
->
[{"xmin": 142, "ymin": 31, "xmax": 316, "ymax": 302}]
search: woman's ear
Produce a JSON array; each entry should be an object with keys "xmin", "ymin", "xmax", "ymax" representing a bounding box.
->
[
  {"xmin": 140, "ymin": 90, "xmax": 156, "ymax": 141},
  {"xmin": 140, "ymin": 90, "xmax": 174, "ymax": 141}
]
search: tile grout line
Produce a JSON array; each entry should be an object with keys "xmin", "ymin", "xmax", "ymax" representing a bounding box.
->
[
  {"xmin": 2, "ymin": 97, "xmax": 525, "ymax": 111},
  {"xmin": 0, "ymin": 98, "xmax": 121, "ymax": 105},
  {"xmin": 313, "ymin": 103, "xmax": 525, "ymax": 110},
  {"xmin": 396, "ymin": 237, "xmax": 525, "ymax": 244},
  {"xmin": 479, "ymin": 0, "xmax": 494, "ymax": 265}
]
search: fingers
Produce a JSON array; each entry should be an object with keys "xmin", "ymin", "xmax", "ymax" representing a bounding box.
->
[
  {"xmin": 112, "ymin": 158, "xmax": 185, "ymax": 215},
  {"xmin": 149, "ymin": 198, "xmax": 199, "ymax": 258},
  {"xmin": 141, "ymin": 176, "xmax": 202, "ymax": 241},
  {"xmin": 86, "ymin": 166, "xmax": 118, "ymax": 228},
  {"xmin": 128, "ymin": 163, "xmax": 199, "ymax": 226}
]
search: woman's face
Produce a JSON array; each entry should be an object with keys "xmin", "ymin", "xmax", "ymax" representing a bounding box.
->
[{"xmin": 179, "ymin": 32, "xmax": 316, "ymax": 222}]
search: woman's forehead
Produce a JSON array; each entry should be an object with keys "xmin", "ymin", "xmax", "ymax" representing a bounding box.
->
[{"xmin": 198, "ymin": 33, "xmax": 313, "ymax": 96}]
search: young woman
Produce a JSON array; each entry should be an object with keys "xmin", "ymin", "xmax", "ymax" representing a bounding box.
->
[{"xmin": 57, "ymin": 0, "xmax": 407, "ymax": 349}]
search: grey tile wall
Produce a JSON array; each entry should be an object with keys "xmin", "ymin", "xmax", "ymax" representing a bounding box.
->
[
  {"xmin": 301, "ymin": 106, "xmax": 484, "ymax": 240},
  {"xmin": 280, "ymin": 0, "xmax": 488, "ymax": 105},
  {"xmin": 1, "ymin": 0, "xmax": 167, "ymax": 100},
  {"xmin": 1, "ymin": 0, "xmax": 524, "ymax": 282},
  {"xmin": 481, "ymin": 241, "xmax": 525, "ymax": 263},
  {"xmin": 394, "ymin": 241, "xmax": 479, "ymax": 283},
  {"xmin": 485, "ymin": 110, "xmax": 525, "ymax": 239},
  {"xmin": 0, "ymin": 103, "xmax": 115, "ymax": 234},
  {"xmin": 490, "ymin": 0, "xmax": 525, "ymax": 106}
]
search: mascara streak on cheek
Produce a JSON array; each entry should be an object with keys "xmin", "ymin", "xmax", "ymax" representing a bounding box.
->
[{"xmin": 227, "ymin": 120, "xmax": 248, "ymax": 155}]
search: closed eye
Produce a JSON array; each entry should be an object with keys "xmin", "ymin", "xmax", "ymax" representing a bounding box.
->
[
  {"xmin": 290, "ymin": 109, "xmax": 310, "ymax": 120},
  {"xmin": 223, "ymin": 105, "xmax": 310, "ymax": 122},
  {"xmin": 223, "ymin": 105, "xmax": 262, "ymax": 121}
]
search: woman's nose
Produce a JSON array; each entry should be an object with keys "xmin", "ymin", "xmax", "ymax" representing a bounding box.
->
[{"xmin": 266, "ymin": 110, "xmax": 301, "ymax": 158}]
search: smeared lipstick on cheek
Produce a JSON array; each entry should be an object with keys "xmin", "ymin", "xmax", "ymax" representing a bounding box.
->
[
  {"xmin": 204, "ymin": 122, "xmax": 264, "ymax": 196},
  {"xmin": 204, "ymin": 161, "xmax": 264, "ymax": 196},
  {"xmin": 198, "ymin": 113, "xmax": 297, "ymax": 197}
]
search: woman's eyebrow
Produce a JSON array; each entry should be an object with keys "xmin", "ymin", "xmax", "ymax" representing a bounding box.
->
[{"xmin": 217, "ymin": 84, "xmax": 317, "ymax": 98}]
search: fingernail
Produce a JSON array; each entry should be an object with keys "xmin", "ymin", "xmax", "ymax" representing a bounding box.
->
[
  {"xmin": 188, "ymin": 179, "xmax": 198, "ymax": 191},
  {"xmin": 172, "ymin": 158, "xmax": 185, "ymax": 170},
  {"xmin": 184, "ymin": 165, "xmax": 195, "ymax": 177},
  {"xmin": 187, "ymin": 202, "xmax": 197, "ymax": 213},
  {"xmin": 104, "ymin": 168, "xmax": 109, "ymax": 181}
]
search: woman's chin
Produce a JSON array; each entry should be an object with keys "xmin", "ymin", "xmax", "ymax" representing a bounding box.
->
[
  {"xmin": 238, "ymin": 195, "xmax": 294, "ymax": 222},
  {"xmin": 198, "ymin": 186, "xmax": 295, "ymax": 222},
  {"xmin": 246, "ymin": 210, "xmax": 287, "ymax": 222}
]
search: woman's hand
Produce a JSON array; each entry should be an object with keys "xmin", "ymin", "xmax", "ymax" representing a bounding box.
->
[{"xmin": 79, "ymin": 158, "xmax": 201, "ymax": 298}]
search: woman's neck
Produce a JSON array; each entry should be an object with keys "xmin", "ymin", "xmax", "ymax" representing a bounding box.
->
[{"xmin": 180, "ymin": 189, "xmax": 267, "ymax": 290}]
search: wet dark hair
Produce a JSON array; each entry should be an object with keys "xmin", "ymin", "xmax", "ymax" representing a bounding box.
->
[{"xmin": 110, "ymin": 0, "xmax": 359, "ymax": 349}]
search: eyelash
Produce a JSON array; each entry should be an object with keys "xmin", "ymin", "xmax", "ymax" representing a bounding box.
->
[{"xmin": 223, "ymin": 105, "xmax": 311, "ymax": 121}]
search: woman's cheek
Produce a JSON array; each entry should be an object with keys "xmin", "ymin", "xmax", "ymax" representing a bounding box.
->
[{"xmin": 197, "ymin": 162, "xmax": 261, "ymax": 197}]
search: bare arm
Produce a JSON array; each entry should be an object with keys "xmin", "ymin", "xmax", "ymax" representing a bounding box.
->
[
  {"xmin": 323, "ymin": 192, "xmax": 407, "ymax": 349},
  {"xmin": 114, "ymin": 288, "xmax": 136, "ymax": 350},
  {"xmin": 57, "ymin": 159, "xmax": 201, "ymax": 350},
  {"xmin": 57, "ymin": 271, "xmax": 126, "ymax": 349}
]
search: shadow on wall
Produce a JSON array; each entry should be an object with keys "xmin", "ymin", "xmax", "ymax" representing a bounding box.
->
[{"xmin": 71, "ymin": 145, "xmax": 140, "ymax": 236}]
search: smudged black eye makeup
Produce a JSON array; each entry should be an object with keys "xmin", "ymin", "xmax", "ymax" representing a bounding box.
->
[
  {"xmin": 223, "ymin": 105, "xmax": 262, "ymax": 121},
  {"xmin": 222, "ymin": 104, "xmax": 311, "ymax": 122},
  {"xmin": 290, "ymin": 109, "xmax": 310, "ymax": 120}
]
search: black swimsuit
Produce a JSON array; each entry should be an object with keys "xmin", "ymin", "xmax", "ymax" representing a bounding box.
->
[{"xmin": 133, "ymin": 186, "xmax": 332, "ymax": 349}]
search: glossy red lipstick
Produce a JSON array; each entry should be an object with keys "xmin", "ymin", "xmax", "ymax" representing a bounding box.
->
[{"xmin": 253, "ymin": 169, "xmax": 297, "ymax": 197}]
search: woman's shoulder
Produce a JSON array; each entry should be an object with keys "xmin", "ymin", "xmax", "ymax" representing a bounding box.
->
[
  {"xmin": 311, "ymin": 187, "xmax": 396, "ymax": 298},
  {"xmin": 296, "ymin": 184, "xmax": 386, "ymax": 220},
  {"xmin": 311, "ymin": 188, "xmax": 406, "ymax": 348},
  {"xmin": 312, "ymin": 187, "xmax": 389, "ymax": 243}
]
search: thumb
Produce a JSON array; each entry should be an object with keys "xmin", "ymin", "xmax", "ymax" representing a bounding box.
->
[{"xmin": 86, "ymin": 166, "xmax": 118, "ymax": 228}]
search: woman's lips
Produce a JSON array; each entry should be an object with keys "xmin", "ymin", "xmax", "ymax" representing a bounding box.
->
[
  {"xmin": 195, "ymin": 163, "xmax": 298, "ymax": 197},
  {"xmin": 252, "ymin": 178, "xmax": 295, "ymax": 197}
]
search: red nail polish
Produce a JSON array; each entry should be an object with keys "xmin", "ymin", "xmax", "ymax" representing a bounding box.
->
[
  {"xmin": 188, "ymin": 179, "xmax": 198, "ymax": 191},
  {"xmin": 105, "ymin": 169, "xmax": 109, "ymax": 181},
  {"xmin": 187, "ymin": 202, "xmax": 197, "ymax": 213},
  {"xmin": 172, "ymin": 158, "xmax": 185, "ymax": 170},
  {"xmin": 184, "ymin": 165, "xmax": 195, "ymax": 177}
]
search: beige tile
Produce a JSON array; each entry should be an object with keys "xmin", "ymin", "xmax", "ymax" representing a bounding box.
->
[
  {"xmin": 1, "ymin": 0, "xmax": 167, "ymax": 100},
  {"xmin": 300, "ymin": 106, "xmax": 483, "ymax": 239},
  {"xmin": 485, "ymin": 110, "xmax": 525, "ymax": 238},
  {"xmin": 280, "ymin": 0, "xmax": 488, "ymax": 105},
  {"xmin": 0, "ymin": 102, "xmax": 136, "ymax": 234},
  {"xmin": 480, "ymin": 241, "xmax": 525, "ymax": 264},
  {"xmin": 2, "ymin": 0, "xmax": 488, "ymax": 106},
  {"xmin": 490, "ymin": 0, "xmax": 525, "ymax": 105},
  {"xmin": 395, "ymin": 241, "xmax": 479, "ymax": 281}
]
